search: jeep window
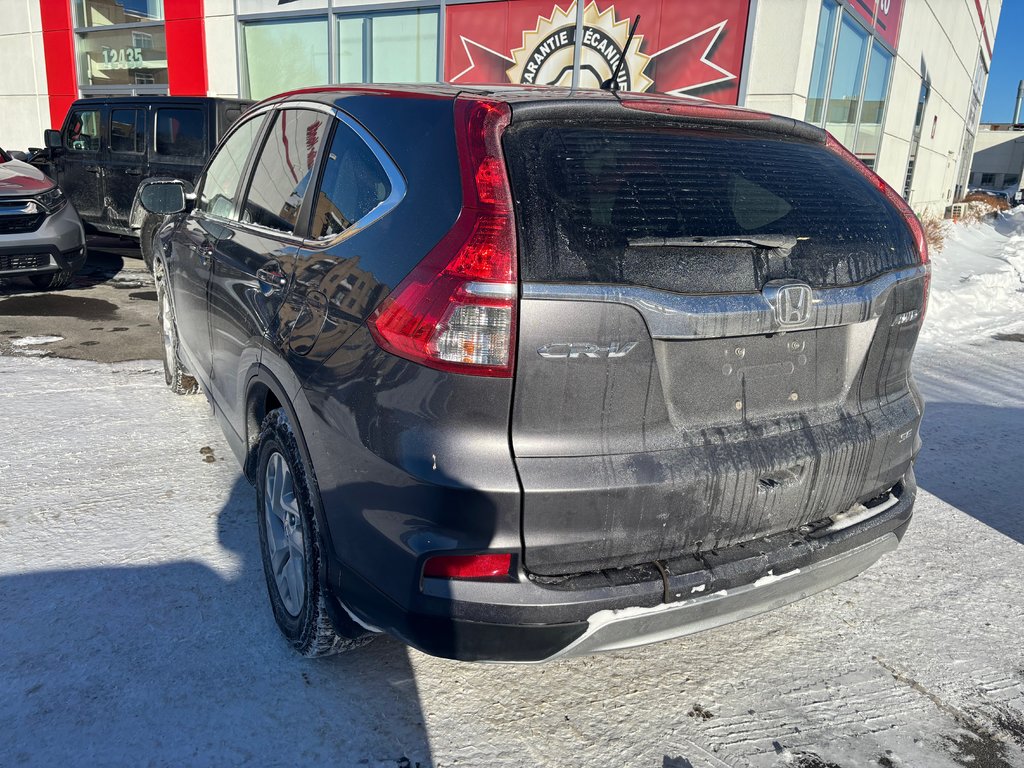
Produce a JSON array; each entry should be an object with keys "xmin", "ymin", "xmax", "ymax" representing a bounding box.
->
[
  {"xmin": 65, "ymin": 109, "xmax": 102, "ymax": 152},
  {"xmin": 110, "ymin": 109, "xmax": 145, "ymax": 154},
  {"xmin": 242, "ymin": 109, "xmax": 327, "ymax": 235},
  {"xmin": 155, "ymin": 108, "xmax": 205, "ymax": 157},
  {"xmin": 309, "ymin": 119, "xmax": 391, "ymax": 239},
  {"xmin": 197, "ymin": 115, "xmax": 266, "ymax": 220}
]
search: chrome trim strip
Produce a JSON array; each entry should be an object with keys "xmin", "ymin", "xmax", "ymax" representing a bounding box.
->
[
  {"xmin": 522, "ymin": 265, "xmax": 928, "ymax": 339},
  {"xmin": 0, "ymin": 201, "xmax": 40, "ymax": 216}
]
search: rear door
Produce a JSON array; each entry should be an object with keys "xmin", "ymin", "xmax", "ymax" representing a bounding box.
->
[
  {"xmin": 105, "ymin": 106, "xmax": 147, "ymax": 227},
  {"xmin": 504, "ymin": 109, "xmax": 928, "ymax": 576},
  {"xmin": 150, "ymin": 104, "xmax": 207, "ymax": 188}
]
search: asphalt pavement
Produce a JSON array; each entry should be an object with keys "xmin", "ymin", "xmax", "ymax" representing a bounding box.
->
[{"xmin": 0, "ymin": 235, "xmax": 162, "ymax": 363}]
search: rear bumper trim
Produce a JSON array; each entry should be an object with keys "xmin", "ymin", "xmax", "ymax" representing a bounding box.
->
[{"xmin": 543, "ymin": 532, "xmax": 897, "ymax": 661}]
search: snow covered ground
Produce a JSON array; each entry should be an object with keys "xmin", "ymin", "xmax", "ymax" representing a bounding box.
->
[{"xmin": 2, "ymin": 213, "xmax": 1024, "ymax": 767}]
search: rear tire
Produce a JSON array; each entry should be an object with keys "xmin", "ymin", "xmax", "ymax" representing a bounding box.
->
[
  {"xmin": 29, "ymin": 269, "xmax": 73, "ymax": 291},
  {"xmin": 255, "ymin": 408, "xmax": 373, "ymax": 657},
  {"xmin": 154, "ymin": 259, "xmax": 198, "ymax": 395}
]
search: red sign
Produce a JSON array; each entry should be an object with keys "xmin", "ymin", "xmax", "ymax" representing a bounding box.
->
[
  {"xmin": 445, "ymin": 0, "xmax": 751, "ymax": 105},
  {"xmin": 847, "ymin": 0, "xmax": 903, "ymax": 50}
]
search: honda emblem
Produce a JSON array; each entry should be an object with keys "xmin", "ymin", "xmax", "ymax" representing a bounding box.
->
[{"xmin": 764, "ymin": 282, "xmax": 813, "ymax": 327}]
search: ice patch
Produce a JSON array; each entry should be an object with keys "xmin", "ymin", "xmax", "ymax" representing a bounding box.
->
[
  {"xmin": 11, "ymin": 335, "xmax": 64, "ymax": 347},
  {"xmin": 753, "ymin": 568, "xmax": 800, "ymax": 587}
]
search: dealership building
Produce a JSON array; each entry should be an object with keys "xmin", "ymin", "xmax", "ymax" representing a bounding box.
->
[{"xmin": 0, "ymin": 0, "xmax": 1001, "ymax": 216}]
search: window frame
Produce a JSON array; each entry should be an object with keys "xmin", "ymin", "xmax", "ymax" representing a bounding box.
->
[
  {"xmin": 302, "ymin": 108, "xmax": 407, "ymax": 247},
  {"xmin": 805, "ymin": 1, "xmax": 895, "ymax": 169}
]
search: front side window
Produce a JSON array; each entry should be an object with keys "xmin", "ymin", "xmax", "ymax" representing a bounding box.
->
[
  {"xmin": 65, "ymin": 109, "xmax": 102, "ymax": 152},
  {"xmin": 110, "ymin": 108, "xmax": 145, "ymax": 154},
  {"xmin": 155, "ymin": 109, "xmax": 205, "ymax": 158},
  {"xmin": 198, "ymin": 115, "xmax": 266, "ymax": 219},
  {"xmin": 310, "ymin": 120, "xmax": 392, "ymax": 239},
  {"xmin": 242, "ymin": 110, "xmax": 328, "ymax": 234}
]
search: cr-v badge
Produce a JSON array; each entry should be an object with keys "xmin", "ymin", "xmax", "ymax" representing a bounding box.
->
[{"xmin": 537, "ymin": 341, "xmax": 639, "ymax": 359}]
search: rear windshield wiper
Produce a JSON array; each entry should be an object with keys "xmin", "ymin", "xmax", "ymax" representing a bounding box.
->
[{"xmin": 628, "ymin": 235, "xmax": 800, "ymax": 249}]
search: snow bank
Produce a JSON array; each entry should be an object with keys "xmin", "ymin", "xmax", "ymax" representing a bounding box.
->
[{"xmin": 921, "ymin": 208, "xmax": 1024, "ymax": 343}]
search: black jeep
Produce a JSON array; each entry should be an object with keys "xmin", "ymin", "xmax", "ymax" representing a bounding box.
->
[{"xmin": 31, "ymin": 96, "xmax": 250, "ymax": 268}]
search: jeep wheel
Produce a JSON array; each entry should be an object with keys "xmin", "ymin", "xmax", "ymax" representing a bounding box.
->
[
  {"xmin": 255, "ymin": 408, "xmax": 373, "ymax": 657},
  {"xmin": 154, "ymin": 259, "xmax": 198, "ymax": 395}
]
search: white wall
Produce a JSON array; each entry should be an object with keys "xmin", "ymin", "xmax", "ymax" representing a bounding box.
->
[
  {"xmin": 205, "ymin": 0, "xmax": 240, "ymax": 98},
  {"xmin": 0, "ymin": 0, "xmax": 50, "ymax": 152}
]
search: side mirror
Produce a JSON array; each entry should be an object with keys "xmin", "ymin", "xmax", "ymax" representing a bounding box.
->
[
  {"xmin": 43, "ymin": 129, "xmax": 62, "ymax": 150},
  {"xmin": 139, "ymin": 180, "xmax": 188, "ymax": 215}
]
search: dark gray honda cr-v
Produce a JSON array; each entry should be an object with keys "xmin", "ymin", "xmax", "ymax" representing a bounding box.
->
[{"xmin": 140, "ymin": 84, "xmax": 929, "ymax": 662}]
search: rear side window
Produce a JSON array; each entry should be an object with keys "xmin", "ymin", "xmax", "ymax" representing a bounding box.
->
[
  {"xmin": 65, "ymin": 109, "xmax": 102, "ymax": 152},
  {"xmin": 242, "ymin": 109, "xmax": 328, "ymax": 235},
  {"xmin": 110, "ymin": 109, "xmax": 145, "ymax": 154},
  {"xmin": 156, "ymin": 108, "xmax": 205, "ymax": 157},
  {"xmin": 198, "ymin": 115, "xmax": 265, "ymax": 219},
  {"xmin": 309, "ymin": 120, "xmax": 391, "ymax": 239},
  {"xmin": 504, "ymin": 124, "xmax": 917, "ymax": 292}
]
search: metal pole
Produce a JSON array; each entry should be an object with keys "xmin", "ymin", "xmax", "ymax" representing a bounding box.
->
[
  {"xmin": 1014, "ymin": 80, "xmax": 1023, "ymax": 123},
  {"xmin": 570, "ymin": 0, "xmax": 584, "ymax": 90}
]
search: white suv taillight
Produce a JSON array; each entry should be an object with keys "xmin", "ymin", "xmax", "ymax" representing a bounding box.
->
[{"xmin": 368, "ymin": 98, "xmax": 517, "ymax": 377}]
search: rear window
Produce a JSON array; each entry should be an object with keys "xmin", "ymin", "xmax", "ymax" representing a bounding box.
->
[
  {"xmin": 504, "ymin": 124, "xmax": 917, "ymax": 293},
  {"xmin": 156, "ymin": 108, "xmax": 205, "ymax": 158}
]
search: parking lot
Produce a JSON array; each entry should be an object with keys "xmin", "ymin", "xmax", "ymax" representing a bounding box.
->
[{"xmin": 2, "ymin": 237, "xmax": 1024, "ymax": 768}]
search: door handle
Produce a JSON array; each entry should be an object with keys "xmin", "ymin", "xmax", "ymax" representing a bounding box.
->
[
  {"xmin": 124, "ymin": 168, "xmax": 142, "ymax": 176},
  {"xmin": 84, "ymin": 165, "xmax": 101, "ymax": 174},
  {"xmin": 256, "ymin": 265, "xmax": 288, "ymax": 296},
  {"xmin": 192, "ymin": 240, "xmax": 215, "ymax": 266}
]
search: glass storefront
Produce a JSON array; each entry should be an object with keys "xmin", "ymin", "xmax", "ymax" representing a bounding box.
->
[
  {"xmin": 805, "ymin": 1, "xmax": 894, "ymax": 169},
  {"xmin": 243, "ymin": 18, "xmax": 330, "ymax": 100},
  {"xmin": 240, "ymin": 6, "xmax": 440, "ymax": 99},
  {"xmin": 74, "ymin": 0, "xmax": 167, "ymax": 93}
]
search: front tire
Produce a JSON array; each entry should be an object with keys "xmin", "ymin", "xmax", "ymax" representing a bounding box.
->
[
  {"xmin": 29, "ymin": 269, "xmax": 73, "ymax": 291},
  {"xmin": 140, "ymin": 214, "xmax": 163, "ymax": 272},
  {"xmin": 255, "ymin": 409, "xmax": 371, "ymax": 657},
  {"xmin": 154, "ymin": 259, "xmax": 198, "ymax": 395}
]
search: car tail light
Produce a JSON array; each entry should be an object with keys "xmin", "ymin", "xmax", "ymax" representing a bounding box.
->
[
  {"xmin": 369, "ymin": 97, "xmax": 517, "ymax": 377},
  {"xmin": 825, "ymin": 132, "xmax": 930, "ymax": 312},
  {"xmin": 423, "ymin": 553, "xmax": 513, "ymax": 580}
]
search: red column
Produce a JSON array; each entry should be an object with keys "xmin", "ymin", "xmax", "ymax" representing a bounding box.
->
[
  {"xmin": 166, "ymin": 0, "xmax": 208, "ymax": 96},
  {"xmin": 39, "ymin": 0, "xmax": 78, "ymax": 129}
]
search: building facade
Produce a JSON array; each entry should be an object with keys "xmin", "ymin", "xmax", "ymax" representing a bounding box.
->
[
  {"xmin": 0, "ymin": 0, "xmax": 1001, "ymax": 216},
  {"xmin": 969, "ymin": 123, "xmax": 1024, "ymax": 195}
]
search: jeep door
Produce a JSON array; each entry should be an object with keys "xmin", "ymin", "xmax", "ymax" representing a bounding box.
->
[
  {"xmin": 206, "ymin": 107, "xmax": 330, "ymax": 430},
  {"xmin": 167, "ymin": 112, "xmax": 268, "ymax": 382},
  {"xmin": 57, "ymin": 104, "xmax": 106, "ymax": 224},
  {"xmin": 105, "ymin": 106, "xmax": 147, "ymax": 228}
]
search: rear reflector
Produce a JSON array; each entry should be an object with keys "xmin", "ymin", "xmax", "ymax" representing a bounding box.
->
[
  {"xmin": 368, "ymin": 97, "xmax": 517, "ymax": 377},
  {"xmin": 423, "ymin": 553, "xmax": 513, "ymax": 580}
]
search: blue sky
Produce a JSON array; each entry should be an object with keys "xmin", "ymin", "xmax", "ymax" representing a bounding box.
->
[{"xmin": 981, "ymin": 2, "xmax": 1024, "ymax": 123}]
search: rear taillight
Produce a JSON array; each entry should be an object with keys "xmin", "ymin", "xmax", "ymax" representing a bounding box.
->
[
  {"xmin": 825, "ymin": 132, "xmax": 929, "ymax": 314},
  {"xmin": 423, "ymin": 553, "xmax": 513, "ymax": 580},
  {"xmin": 369, "ymin": 98, "xmax": 517, "ymax": 377}
]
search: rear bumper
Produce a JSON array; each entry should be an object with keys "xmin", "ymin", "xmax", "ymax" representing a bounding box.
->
[{"xmin": 336, "ymin": 470, "xmax": 915, "ymax": 663}]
